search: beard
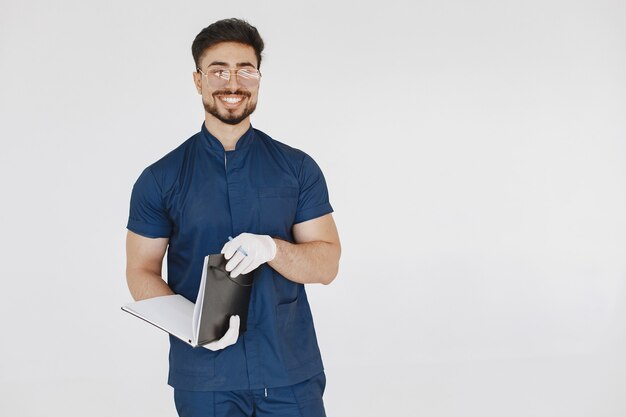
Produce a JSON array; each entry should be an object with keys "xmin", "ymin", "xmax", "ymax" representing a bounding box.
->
[{"xmin": 203, "ymin": 89, "xmax": 257, "ymax": 125}]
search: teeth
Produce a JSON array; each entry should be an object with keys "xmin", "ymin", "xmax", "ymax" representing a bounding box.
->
[{"xmin": 221, "ymin": 97, "xmax": 243, "ymax": 104}]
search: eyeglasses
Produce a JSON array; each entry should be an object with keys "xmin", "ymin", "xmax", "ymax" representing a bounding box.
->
[{"xmin": 197, "ymin": 67, "xmax": 262, "ymax": 88}]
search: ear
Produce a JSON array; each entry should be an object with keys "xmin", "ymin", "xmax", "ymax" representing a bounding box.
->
[{"xmin": 192, "ymin": 71, "xmax": 202, "ymax": 95}]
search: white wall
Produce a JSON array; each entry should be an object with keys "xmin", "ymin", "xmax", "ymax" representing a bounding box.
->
[{"xmin": 1, "ymin": 0, "xmax": 625, "ymax": 416}]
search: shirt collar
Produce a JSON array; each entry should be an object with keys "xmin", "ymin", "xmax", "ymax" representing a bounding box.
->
[{"xmin": 200, "ymin": 122, "xmax": 255, "ymax": 151}]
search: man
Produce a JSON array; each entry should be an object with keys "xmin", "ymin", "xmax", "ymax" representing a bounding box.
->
[{"xmin": 126, "ymin": 18, "xmax": 341, "ymax": 417}]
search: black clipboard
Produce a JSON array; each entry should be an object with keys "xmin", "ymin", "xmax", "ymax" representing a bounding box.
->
[{"xmin": 194, "ymin": 254, "xmax": 255, "ymax": 345}]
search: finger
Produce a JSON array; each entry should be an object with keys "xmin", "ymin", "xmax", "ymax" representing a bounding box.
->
[
  {"xmin": 225, "ymin": 250, "xmax": 246, "ymax": 272},
  {"xmin": 241, "ymin": 261, "xmax": 260, "ymax": 275},
  {"xmin": 243, "ymin": 258, "xmax": 257, "ymax": 274},
  {"xmin": 228, "ymin": 315, "xmax": 240, "ymax": 332},
  {"xmin": 230, "ymin": 256, "xmax": 253, "ymax": 278},
  {"xmin": 222, "ymin": 315, "xmax": 240, "ymax": 344},
  {"xmin": 221, "ymin": 240, "xmax": 238, "ymax": 260},
  {"xmin": 203, "ymin": 316, "xmax": 240, "ymax": 351}
]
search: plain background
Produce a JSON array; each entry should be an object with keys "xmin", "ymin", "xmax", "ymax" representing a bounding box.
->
[{"xmin": 1, "ymin": 0, "xmax": 625, "ymax": 416}]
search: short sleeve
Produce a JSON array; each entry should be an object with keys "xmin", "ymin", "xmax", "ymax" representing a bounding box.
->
[
  {"xmin": 294, "ymin": 154, "xmax": 334, "ymax": 224},
  {"xmin": 127, "ymin": 167, "xmax": 173, "ymax": 238}
]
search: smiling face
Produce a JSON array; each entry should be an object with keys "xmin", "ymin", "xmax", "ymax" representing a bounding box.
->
[{"xmin": 193, "ymin": 42, "xmax": 260, "ymax": 126}]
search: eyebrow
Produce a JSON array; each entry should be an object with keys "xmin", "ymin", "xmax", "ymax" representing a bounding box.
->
[{"xmin": 207, "ymin": 61, "xmax": 257, "ymax": 69}]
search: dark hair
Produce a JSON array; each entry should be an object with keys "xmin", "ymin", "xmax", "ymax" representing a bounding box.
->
[{"xmin": 192, "ymin": 18, "xmax": 265, "ymax": 69}]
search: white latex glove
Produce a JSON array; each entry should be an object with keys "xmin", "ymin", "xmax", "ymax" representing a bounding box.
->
[
  {"xmin": 221, "ymin": 233, "xmax": 277, "ymax": 278},
  {"xmin": 203, "ymin": 315, "xmax": 240, "ymax": 351}
]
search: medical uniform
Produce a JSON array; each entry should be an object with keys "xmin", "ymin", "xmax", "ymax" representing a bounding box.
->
[{"xmin": 127, "ymin": 123, "xmax": 333, "ymax": 416}]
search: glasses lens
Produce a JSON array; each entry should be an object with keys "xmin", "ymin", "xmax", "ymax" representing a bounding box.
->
[
  {"xmin": 236, "ymin": 69, "xmax": 261, "ymax": 87},
  {"xmin": 204, "ymin": 69, "xmax": 229, "ymax": 88}
]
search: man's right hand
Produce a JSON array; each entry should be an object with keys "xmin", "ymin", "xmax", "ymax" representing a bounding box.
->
[{"xmin": 202, "ymin": 315, "xmax": 240, "ymax": 351}]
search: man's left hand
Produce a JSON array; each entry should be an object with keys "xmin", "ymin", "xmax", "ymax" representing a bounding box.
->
[{"xmin": 222, "ymin": 233, "xmax": 277, "ymax": 277}]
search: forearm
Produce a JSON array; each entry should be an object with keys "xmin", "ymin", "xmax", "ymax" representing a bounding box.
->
[
  {"xmin": 268, "ymin": 238, "xmax": 341, "ymax": 285},
  {"xmin": 126, "ymin": 268, "xmax": 174, "ymax": 301},
  {"xmin": 126, "ymin": 232, "xmax": 171, "ymax": 301}
]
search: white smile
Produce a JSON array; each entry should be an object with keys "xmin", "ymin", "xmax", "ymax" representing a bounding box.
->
[{"xmin": 220, "ymin": 96, "xmax": 244, "ymax": 104}]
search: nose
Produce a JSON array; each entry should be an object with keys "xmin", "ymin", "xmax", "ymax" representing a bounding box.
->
[{"xmin": 225, "ymin": 70, "xmax": 241, "ymax": 91}]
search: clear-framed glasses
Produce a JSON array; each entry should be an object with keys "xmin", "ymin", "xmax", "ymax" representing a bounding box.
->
[{"xmin": 197, "ymin": 67, "xmax": 262, "ymax": 88}]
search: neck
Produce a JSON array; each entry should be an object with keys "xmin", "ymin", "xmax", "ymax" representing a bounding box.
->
[{"xmin": 204, "ymin": 115, "xmax": 251, "ymax": 151}]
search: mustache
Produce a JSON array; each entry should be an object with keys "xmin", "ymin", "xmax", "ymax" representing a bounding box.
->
[{"xmin": 212, "ymin": 89, "xmax": 251, "ymax": 98}]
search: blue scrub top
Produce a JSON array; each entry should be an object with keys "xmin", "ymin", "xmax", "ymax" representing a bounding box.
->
[{"xmin": 127, "ymin": 123, "xmax": 333, "ymax": 391}]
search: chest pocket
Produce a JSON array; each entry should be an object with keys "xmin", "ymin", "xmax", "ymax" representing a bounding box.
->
[{"xmin": 257, "ymin": 186, "xmax": 298, "ymax": 237}]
